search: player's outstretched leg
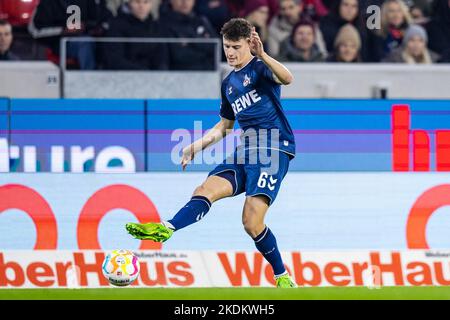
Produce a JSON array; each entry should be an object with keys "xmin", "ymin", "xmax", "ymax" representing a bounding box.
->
[
  {"xmin": 243, "ymin": 196, "xmax": 297, "ymax": 288},
  {"xmin": 126, "ymin": 176, "xmax": 233, "ymax": 242}
]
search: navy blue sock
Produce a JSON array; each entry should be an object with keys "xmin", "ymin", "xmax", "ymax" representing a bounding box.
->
[
  {"xmin": 253, "ymin": 226, "xmax": 287, "ymax": 277},
  {"xmin": 167, "ymin": 196, "xmax": 211, "ymax": 231}
]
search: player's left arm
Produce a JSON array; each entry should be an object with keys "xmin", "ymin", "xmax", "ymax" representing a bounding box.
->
[
  {"xmin": 249, "ymin": 28, "xmax": 294, "ymax": 85},
  {"xmin": 180, "ymin": 117, "xmax": 235, "ymax": 171}
]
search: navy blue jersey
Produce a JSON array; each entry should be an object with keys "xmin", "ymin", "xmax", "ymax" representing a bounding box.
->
[{"xmin": 220, "ymin": 57, "xmax": 296, "ymax": 158}]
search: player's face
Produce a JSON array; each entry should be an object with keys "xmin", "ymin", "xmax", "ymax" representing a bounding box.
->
[{"xmin": 223, "ymin": 37, "xmax": 252, "ymax": 68}]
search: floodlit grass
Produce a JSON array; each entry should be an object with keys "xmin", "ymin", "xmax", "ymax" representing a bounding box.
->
[{"xmin": 1, "ymin": 286, "xmax": 449, "ymax": 300}]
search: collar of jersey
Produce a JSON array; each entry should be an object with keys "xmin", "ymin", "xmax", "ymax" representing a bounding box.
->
[{"xmin": 233, "ymin": 56, "xmax": 257, "ymax": 73}]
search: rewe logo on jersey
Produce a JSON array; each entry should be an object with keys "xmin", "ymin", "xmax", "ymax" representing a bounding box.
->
[{"xmin": 231, "ymin": 89, "xmax": 261, "ymax": 115}]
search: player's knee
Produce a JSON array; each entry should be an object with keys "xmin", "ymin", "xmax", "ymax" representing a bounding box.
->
[
  {"xmin": 243, "ymin": 220, "xmax": 255, "ymax": 237},
  {"xmin": 242, "ymin": 197, "xmax": 267, "ymax": 237},
  {"xmin": 192, "ymin": 184, "xmax": 214, "ymax": 201},
  {"xmin": 242, "ymin": 213, "xmax": 264, "ymax": 238},
  {"xmin": 193, "ymin": 184, "xmax": 207, "ymax": 197},
  {"xmin": 243, "ymin": 219, "xmax": 264, "ymax": 238}
]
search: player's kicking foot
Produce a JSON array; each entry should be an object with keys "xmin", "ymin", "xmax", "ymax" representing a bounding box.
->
[
  {"xmin": 125, "ymin": 222, "xmax": 173, "ymax": 242},
  {"xmin": 275, "ymin": 274, "xmax": 297, "ymax": 288}
]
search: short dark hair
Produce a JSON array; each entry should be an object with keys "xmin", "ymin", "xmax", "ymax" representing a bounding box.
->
[
  {"xmin": 0, "ymin": 19, "xmax": 11, "ymax": 27},
  {"xmin": 220, "ymin": 18, "xmax": 253, "ymax": 41}
]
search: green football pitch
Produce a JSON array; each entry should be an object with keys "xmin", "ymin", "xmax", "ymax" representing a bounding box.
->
[{"xmin": 1, "ymin": 286, "xmax": 449, "ymax": 300}]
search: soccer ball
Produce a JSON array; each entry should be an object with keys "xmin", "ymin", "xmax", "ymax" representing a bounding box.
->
[{"xmin": 102, "ymin": 250, "xmax": 140, "ymax": 287}]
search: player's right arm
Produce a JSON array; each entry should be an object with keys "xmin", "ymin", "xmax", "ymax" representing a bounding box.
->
[{"xmin": 181, "ymin": 117, "xmax": 235, "ymax": 170}]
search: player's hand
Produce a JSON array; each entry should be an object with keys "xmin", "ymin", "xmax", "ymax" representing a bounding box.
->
[
  {"xmin": 181, "ymin": 144, "xmax": 196, "ymax": 171},
  {"xmin": 249, "ymin": 27, "xmax": 264, "ymax": 58}
]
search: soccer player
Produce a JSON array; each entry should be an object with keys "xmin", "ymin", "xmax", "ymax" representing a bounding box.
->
[{"xmin": 126, "ymin": 18, "xmax": 297, "ymax": 288}]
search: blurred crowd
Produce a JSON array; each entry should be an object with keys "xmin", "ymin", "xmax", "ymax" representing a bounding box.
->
[{"xmin": 0, "ymin": 0, "xmax": 449, "ymax": 69}]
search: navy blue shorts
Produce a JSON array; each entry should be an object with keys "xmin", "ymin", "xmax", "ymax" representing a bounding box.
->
[{"xmin": 208, "ymin": 148, "xmax": 291, "ymax": 206}]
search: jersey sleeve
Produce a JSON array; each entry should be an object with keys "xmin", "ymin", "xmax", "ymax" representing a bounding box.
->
[
  {"xmin": 219, "ymin": 82, "xmax": 235, "ymax": 120},
  {"xmin": 255, "ymin": 60, "xmax": 278, "ymax": 85}
]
